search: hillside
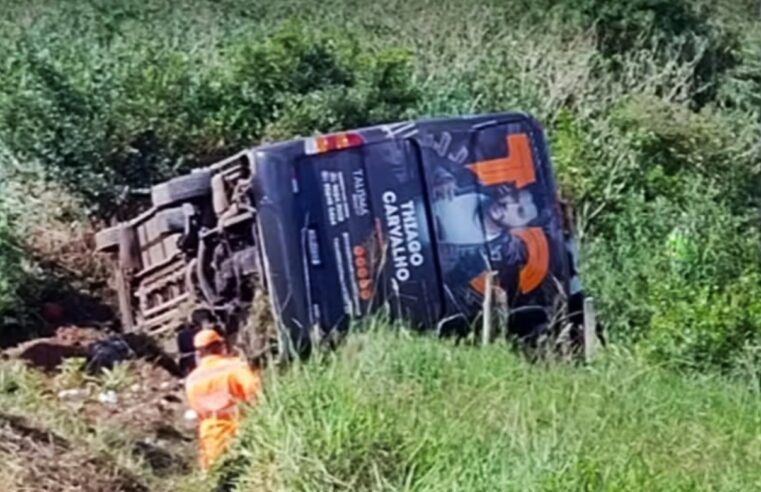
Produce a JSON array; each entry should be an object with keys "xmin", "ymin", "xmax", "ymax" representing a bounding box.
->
[{"xmin": 2, "ymin": 0, "xmax": 761, "ymax": 368}]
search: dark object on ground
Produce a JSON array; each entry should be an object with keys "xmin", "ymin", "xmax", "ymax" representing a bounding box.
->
[
  {"xmin": 86, "ymin": 336, "xmax": 134, "ymax": 373},
  {"xmin": 3, "ymin": 326, "xmax": 104, "ymax": 371},
  {"xmin": 122, "ymin": 332, "xmax": 182, "ymax": 377},
  {"xmin": 132, "ymin": 440, "xmax": 190, "ymax": 473},
  {"xmin": 177, "ymin": 323, "xmax": 199, "ymax": 376}
]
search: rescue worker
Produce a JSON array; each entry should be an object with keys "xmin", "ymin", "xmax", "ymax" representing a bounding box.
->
[{"xmin": 185, "ymin": 328, "xmax": 262, "ymax": 469}]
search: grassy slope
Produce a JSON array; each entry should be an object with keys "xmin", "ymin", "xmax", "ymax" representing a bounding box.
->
[{"xmin": 215, "ymin": 330, "xmax": 761, "ymax": 491}]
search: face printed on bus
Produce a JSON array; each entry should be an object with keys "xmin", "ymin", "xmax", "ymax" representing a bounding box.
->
[{"xmin": 487, "ymin": 189, "xmax": 538, "ymax": 229}]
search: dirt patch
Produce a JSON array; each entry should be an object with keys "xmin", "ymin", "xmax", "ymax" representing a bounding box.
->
[
  {"xmin": 3, "ymin": 326, "xmax": 106, "ymax": 371},
  {"xmin": 77, "ymin": 360, "xmax": 193, "ymax": 437},
  {"xmin": 2, "ymin": 327, "xmax": 181, "ymax": 375},
  {"xmin": 0, "ymin": 412, "xmax": 150, "ymax": 492},
  {"xmin": 3, "ymin": 327, "xmax": 196, "ymax": 477},
  {"xmin": 35, "ymin": 356, "xmax": 197, "ymax": 475}
]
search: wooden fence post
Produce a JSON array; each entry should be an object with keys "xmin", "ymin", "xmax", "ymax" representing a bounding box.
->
[
  {"xmin": 583, "ymin": 297, "xmax": 597, "ymax": 362},
  {"xmin": 482, "ymin": 272, "xmax": 496, "ymax": 346}
]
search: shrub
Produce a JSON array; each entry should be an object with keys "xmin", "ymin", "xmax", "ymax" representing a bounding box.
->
[
  {"xmin": 0, "ymin": 155, "xmax": 26, "ymax": 324},
  {"xmin": 648, "ymin": 274, "xmax": 761, "ymax": 371},
  {"xmin": 547, "ymin": 91, "xmax": 761, "ymax": 370},
  {"xmin": 608, "ymin": 95, "xmax": 754, "ymax": 206},
  {"xmin": 555, "ymin": 0, "xmax": 739, "ymax": 105},
  {"xmin": 570, "ymin": 0, "xmax": 709, "ymax": 53},
  {"xmin": 718, "ymin": 31, "xmax": 761, "ymax": 114}
]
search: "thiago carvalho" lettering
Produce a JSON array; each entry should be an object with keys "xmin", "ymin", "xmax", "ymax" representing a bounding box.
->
[{"xmin": 383, "ymin": 191, "xmax": 424, "ymax": 282}]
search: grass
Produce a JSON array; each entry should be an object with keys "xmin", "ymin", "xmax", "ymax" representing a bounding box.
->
[{"xmin": 210, "ymin": 328, "xmax": 761, "ymax": 491}]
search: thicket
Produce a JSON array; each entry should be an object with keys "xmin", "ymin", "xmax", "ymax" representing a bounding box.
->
[{"xmin": 1, "ymin": 0, "xmax": 760, "ymax": 370}]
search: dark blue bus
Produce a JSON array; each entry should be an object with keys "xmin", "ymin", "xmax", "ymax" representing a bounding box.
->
[{"xmin": 96, "ymin": 112, "xmax": 587, "ymax": 365}]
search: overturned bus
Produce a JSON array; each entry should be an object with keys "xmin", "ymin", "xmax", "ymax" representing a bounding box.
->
[{"xmin": 95, "ymin": 112, "xmax": 590, "ymax": 363}]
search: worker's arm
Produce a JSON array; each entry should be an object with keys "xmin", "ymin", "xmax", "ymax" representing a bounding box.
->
[{"xmin": 230, "ymin": 363, "xmax": 262, "ymax": 404}]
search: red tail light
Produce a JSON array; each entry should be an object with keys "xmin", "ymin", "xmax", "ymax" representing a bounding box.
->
[{"xmin": 305, "ymin": 132, "xmax": 365, "ymax": 155}]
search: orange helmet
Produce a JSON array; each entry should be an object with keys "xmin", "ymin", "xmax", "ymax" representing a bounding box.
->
[{"xmin": 193, "ymin": 328, "xmax": 224, "ymax": 350}]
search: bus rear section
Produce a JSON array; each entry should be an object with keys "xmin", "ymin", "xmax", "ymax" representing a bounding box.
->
[{"xmin": 251, "ymin": 113, "xmax": 576, "ymax": 351}]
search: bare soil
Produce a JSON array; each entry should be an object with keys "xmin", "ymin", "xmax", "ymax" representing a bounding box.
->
[{"xmin": 0, "ymin": 413, "xmax": 150, "ymax": 492}]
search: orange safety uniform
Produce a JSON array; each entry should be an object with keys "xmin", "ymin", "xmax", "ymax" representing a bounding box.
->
[{"xmin": 185, "ymin": 352, "xmax": 262, "ymax": 469}]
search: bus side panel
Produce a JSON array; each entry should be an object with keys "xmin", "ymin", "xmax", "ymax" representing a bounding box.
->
[{"xmin": 363, "ymin": 139, "xmax": 443, "ymax": 328}]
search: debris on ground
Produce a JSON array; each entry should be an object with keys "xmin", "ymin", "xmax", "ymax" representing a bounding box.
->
[
  {"xmin": 75, "ymin": 359, "xmax": 193, "ymax": 440},
  {"xmin": 97, "ymin": 390, "xmax": 119, "ymax": 405},
  {"xmin": 2, "ymin": 326, "xmax": 181, "ymax": 375},
  {"xmin": 2, "ymin": 327, "xmax": 197, "ymax": 486},
  {"xmin": 57, "ymin": 388, "xmax": 88, "ymax": 402},
  {"xmin": 86, "ymin": 336, "xmax": 134, "ymax": 373},
  {"xmin": 183, "ymin": 409, "xmax": 198, "ymax": 422}
]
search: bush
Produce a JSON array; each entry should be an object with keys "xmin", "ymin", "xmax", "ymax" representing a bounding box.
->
[
  {"xmin": 608, "ymin": 95, "xmax": 755, "ymax": 207},
  {"xmin": 0, "ymin": 155, "xmax": 27, "ymax": 324},
  {"xmin": 718, "ymin": 31, "xmax": 761, "ymax": 114},
  {"xmin": 570, "ymin": 0, "xmax": 710, "ymax": 52},
  {"xmin": 648, "ymin": 275, "xmax": 761, "ymax": 371},
  {"xmin": 545, "ymin": 90, "xmax": 761, "ymax": 371},
  {"xmin": 555, "ymin": 0, "xmax": 739, "ymax": 105}
]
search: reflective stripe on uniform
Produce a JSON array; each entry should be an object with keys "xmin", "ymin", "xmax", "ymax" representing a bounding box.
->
[
  {"xmin": 193, "ymin": 388, "xmax": 235, "ymax": 418},
  {"xmin": 186, "ymin": 359, "xmax": 248, "ymax": 387}
]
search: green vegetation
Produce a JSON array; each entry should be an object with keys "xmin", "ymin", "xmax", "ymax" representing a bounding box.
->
[
  {"xmin": 209, "ymin": 330, "xmax": 761, "ymax": 491},
  {"xmin": 5, "ymin": 329, "xmax": 761, "ymax": 491},
  {"xmin": 0, "ymin": 8, "xmax": 418, "ymax": 213},
  {"xmin": 0, "ymin": 215, "xmax": 22, "ymax": 320},
  {"xmin": 1, "ymin": 3, "xmax": 761, "ymax": 487},
  {"xmin": 2, "ymin": 0, "xmax": 760, "ymax": 369}
]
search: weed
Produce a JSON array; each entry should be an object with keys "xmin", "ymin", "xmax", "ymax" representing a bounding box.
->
[
  {"xmin": 97, "ymin": 362, "xmax": 135, "ymax": 393},
  {"xmin": 52, "ymin": 357, "xmax": 87, "ymax": 390},
  {"xmin": 220, "ymin": 330, "xmax": 761, "ymax": 491}
]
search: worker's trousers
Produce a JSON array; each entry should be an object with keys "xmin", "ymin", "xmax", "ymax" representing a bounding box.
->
[{"xmin": 198, "ymin": 416, "xmax": 238, "ymax": 469}]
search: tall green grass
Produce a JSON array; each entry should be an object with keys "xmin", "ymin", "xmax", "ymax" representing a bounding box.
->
[{"xmin": 212, "ymin": 330, "xmax": 761, "ymax": 491}]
